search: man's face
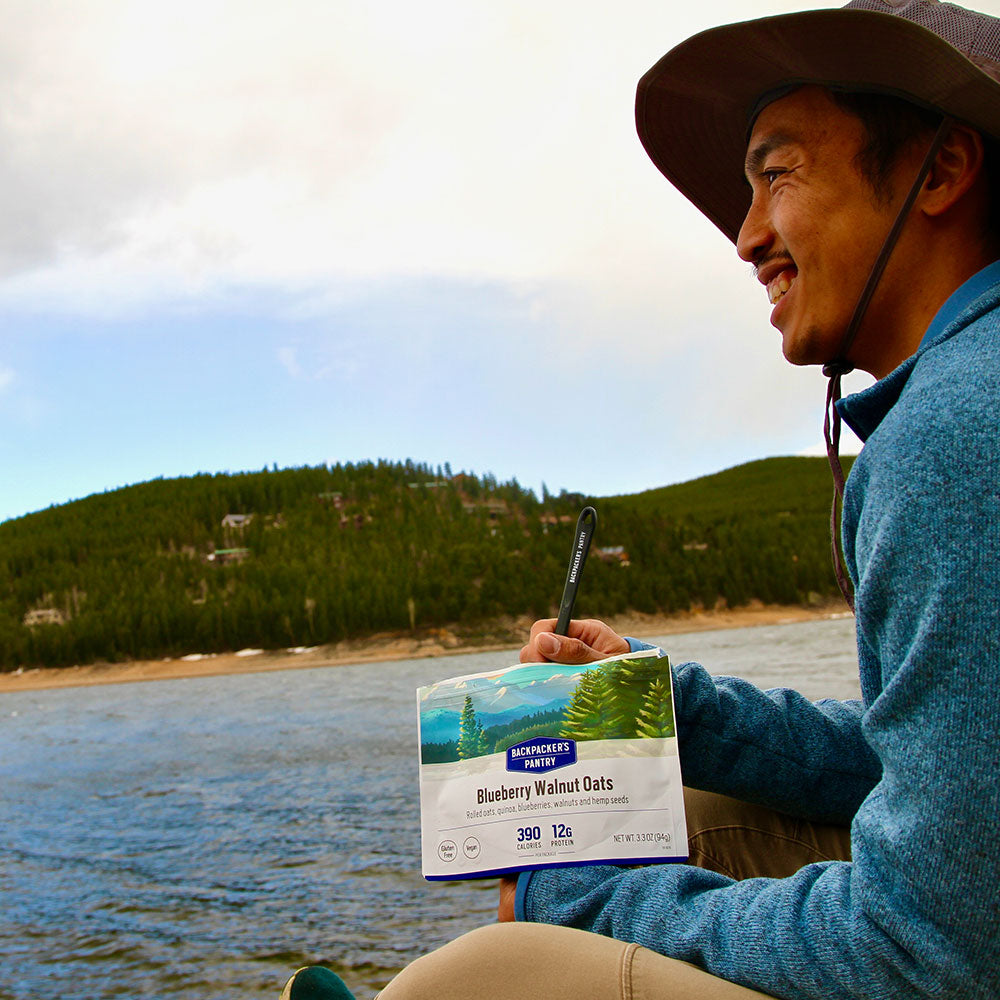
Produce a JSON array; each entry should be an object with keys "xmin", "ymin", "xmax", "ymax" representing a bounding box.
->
[{"xmin": 737, "ymin": 86, "xmax": 909, "ymax": 372}]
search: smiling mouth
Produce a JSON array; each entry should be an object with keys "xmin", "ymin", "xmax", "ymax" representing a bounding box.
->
[{"xmin": 767, "ymin": 267, "xmax": 797, "ymax": 305}]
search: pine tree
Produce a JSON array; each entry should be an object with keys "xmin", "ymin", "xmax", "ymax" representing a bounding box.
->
[
  {"xmin": 561, "ymin": 668, "xmax": 625, "ymax": 741},
  {"xmin": 608, "ymin": 657, "xmax": 667, "ymax": 736},
  {"xmin": 561, "ymin": 669, "xmax": 600, "ymax": 739},
  {"xmin": 457, "ymin": 695, "xmax": 481, "ymax": 759},
  {"xmin": 635, "ymin": 676, "xmax": 675, "ymax": 739}
]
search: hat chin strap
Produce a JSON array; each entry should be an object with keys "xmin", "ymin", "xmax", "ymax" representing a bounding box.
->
[{"xmin": 822, "ymin": 115, "xmax": 955, "ymax": 610}]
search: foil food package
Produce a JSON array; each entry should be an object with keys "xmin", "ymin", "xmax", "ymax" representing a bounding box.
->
[{"xmin": 417, "ymin": 647, "xmax": 687, "ymax": 880}]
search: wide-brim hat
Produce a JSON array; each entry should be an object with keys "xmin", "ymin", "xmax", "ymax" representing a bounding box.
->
[{"xmin": 636, "ymin": 0, "xmax": 1000, "ymax": 244}]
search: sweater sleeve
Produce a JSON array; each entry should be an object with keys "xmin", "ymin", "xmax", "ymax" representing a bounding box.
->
[
  {"xmin": 626, "ymin": 634, "xmax": 880, "ymax": 823},
  {"xmin": 671, "ymin": 663, "xmax": 878, "ymax": 824}
]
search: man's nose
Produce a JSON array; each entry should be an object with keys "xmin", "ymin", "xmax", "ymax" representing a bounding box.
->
[{"xmin": 736, "ymin": 197, "xmax": 772, "ymax": 264}]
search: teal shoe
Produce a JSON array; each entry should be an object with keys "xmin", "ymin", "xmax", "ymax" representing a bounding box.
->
[{"xmin": 280, "ymin": 966, "xmax": 356, "ymax": 1000}]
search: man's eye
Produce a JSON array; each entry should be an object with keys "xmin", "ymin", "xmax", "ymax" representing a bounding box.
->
[{"xmin": 763, "ymin": 168, "xmax": 785, "ymax": 185}]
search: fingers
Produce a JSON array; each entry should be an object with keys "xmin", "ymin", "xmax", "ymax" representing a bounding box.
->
[
  {"xmin": 519, "ymin": 618, "xmax": 630, "ymax": 664},
  {"xmin": 519, "ymin": 618, "xmax": 558, "ymax": 662},
  {"xmin": 498, "ymin": 876, "xmax": 518, "ymax": 922},
  {"xmin": 536, "ymin": 633, "xmax": 601, "ymax": 664}
]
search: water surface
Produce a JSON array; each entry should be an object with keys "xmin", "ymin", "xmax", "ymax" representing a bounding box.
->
[{"xmin": 0, "ymin": 616, "xmax": 859, "ymax": 999}]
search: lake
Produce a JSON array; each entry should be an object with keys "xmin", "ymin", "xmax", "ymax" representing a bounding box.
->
[{"xmin": 0, "ymin": 616, "xmax": 859, "ymax": 999}]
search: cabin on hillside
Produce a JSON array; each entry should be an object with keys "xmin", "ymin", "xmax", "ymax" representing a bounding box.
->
[
  {"xmin": 221, "ymin": 513, "xmax": 254, "ymax": 530},
  {"xmin": 539, "ymin": 514, "xmax": 576, "ymax": 534},
  {"xmin": 23, "ymin": 608, "xmax": 66, "ymax": 627},
  {"xmin": 461, "ymin": 499, "xmax": 508, "ymax": 520},
  {"xmin": 595, "ymin": 545, "xmax": 630, "ymax": 566}
]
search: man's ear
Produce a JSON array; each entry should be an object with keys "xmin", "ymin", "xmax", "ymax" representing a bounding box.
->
[{"xmin": 921, "ymin": 124, "xmax": 986, "ymax": 218}]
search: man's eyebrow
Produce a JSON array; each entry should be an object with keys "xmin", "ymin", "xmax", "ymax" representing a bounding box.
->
[{"xmin": 744, "ymin": 133, "xmax": 798, "ymax": 180}]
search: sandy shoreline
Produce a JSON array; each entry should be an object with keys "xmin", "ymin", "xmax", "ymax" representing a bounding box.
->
[{"xmin": 0, "ymin": 602, "xmax": 850, "ymax": 693}]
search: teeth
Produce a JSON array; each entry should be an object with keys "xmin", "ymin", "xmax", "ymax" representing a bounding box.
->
[{"xmin": 768, "ymin": 272, "xmax": 793, "ymax": 305}]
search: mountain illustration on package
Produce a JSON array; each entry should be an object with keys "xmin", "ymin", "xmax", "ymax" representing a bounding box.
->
[{"xmin": 416, "ymin": 646, "xmax": 688, "ymax": 880}]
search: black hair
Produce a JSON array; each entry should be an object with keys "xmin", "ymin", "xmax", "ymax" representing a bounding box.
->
[{"xmin": 830, "ymin": 89, "xmax": 999, "ymax": 239}]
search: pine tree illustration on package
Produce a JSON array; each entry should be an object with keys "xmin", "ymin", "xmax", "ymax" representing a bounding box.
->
[{"xmin": 417, "ymin": 646, "xmax": 687, "ymax": 879}]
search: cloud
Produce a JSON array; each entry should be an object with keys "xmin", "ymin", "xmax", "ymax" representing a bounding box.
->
[
  {"xmin": 0, "ymin": 365, "xmax": 13, "ymax": 393},
  {"xmin": 0, "ymin": 0, "xmax": 839, "ymax": 313}
]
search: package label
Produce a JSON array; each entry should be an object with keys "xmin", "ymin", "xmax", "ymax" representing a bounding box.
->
[{"xmin": 417, "ymin": 647, "xmax": 687, "ymax": 880}]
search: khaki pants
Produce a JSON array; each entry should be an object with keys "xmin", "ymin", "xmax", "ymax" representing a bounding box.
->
[{"xmin": 379, "ymin": 788, "xmax": 852, "ymax": 999}]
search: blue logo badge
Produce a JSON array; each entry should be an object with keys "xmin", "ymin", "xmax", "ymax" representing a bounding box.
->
[{"xmin": 506, "ymin": 736, "xmax": 577, "ymax": 775}]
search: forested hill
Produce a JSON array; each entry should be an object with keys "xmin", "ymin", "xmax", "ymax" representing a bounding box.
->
[{"xmin": 0, "ymin": 456, "xmax": 852, "ymax": 670}]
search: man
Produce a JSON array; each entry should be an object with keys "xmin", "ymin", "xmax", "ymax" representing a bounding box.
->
[{"xmin": 283, "ymin": 1, "xmax": 1000, "ymax": 997}]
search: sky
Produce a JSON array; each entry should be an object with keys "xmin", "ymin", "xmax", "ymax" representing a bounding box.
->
[{"xmin": 0, "ymin": 0, "xmax": 896, "ymax": 524}]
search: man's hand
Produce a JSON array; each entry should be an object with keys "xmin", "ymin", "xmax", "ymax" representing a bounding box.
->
[
  {"xmin": 519, "ymin": 618, "xmax": 630, "ymax": 664},
  {"xmin": 498, "ymin": 876, "xmax": 518, "ymax": 922}
]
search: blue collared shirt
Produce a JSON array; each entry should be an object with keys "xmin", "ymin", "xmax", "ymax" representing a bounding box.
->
[{"xmin": 919, "ymin": 258, "xmax": 1000, "ymax": 351}]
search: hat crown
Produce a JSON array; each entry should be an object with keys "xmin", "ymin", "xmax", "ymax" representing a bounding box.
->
[
  {"xmin": 845, "ymin": 0, "xmax": 1000, "ymax": 82},
  {"xmin": 636, "ymin": 1, "xmax": 1000, "ymax": 243}
]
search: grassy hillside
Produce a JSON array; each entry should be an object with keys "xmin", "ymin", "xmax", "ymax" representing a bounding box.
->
[{"xmin": 0, "ymin": 456, "xmax": 851, "ymax": 670}]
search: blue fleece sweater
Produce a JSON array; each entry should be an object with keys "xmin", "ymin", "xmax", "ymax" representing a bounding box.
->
[{"xmin": 515, "ymin": 261, "xmax": 1000, "ymax": 999}]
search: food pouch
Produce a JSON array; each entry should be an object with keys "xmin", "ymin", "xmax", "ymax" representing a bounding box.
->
[{"xmin": 417, "ymin": 646, "xmax": 687, "ymax": 879}]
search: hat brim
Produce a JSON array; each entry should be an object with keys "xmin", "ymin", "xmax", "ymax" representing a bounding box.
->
[{"xmin": 636, "ymin": 8, "xmax": 1000, "ymax": 243}]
